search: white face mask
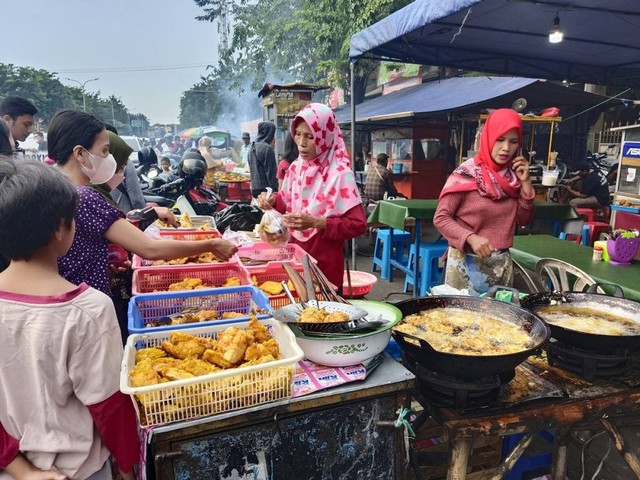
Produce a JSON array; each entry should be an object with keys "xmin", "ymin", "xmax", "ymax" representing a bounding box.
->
[
  {"xmin": 106, "ymin": 170, "xmax": 125, "ymax": 190},
  {"xmin": 82, "ymin": 150, "xmax": 117, "ymax": 185}
]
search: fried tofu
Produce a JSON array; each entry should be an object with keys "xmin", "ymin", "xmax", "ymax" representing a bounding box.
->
[
  {"xmin": 244, "ymin": 339, "xmax": 280, "ymax": 362},
  {"xmin": 135, "ymin": 347, "xmax": 167, "ymax": 364},
  {"xmin": 258, "ymin": 281, "xmax": 283, "ymax": 296},
  {"xmin": 216, "ymin": 327, "xmax": 254, "ymax": 364}
]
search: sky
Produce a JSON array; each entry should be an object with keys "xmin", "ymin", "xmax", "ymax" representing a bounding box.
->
[{"xmin": 1, "ymin": 0, "xmax": 220, "ymax": 124}]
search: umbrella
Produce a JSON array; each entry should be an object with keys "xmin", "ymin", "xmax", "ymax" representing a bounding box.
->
[{"xmin": 179, "ymin": 127, "xmax": 204, "ymax": 139}]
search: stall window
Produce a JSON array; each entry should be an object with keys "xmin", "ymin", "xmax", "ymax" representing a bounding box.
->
[
  {"xmin": 418, "ymin": 138, "xmax": 445, "ymax": 161},
  {"xmin": 392, "ymin": 139, "xmax": 412, "ymax": 160}
]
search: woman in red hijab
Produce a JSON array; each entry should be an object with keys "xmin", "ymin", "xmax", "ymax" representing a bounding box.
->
[{"xmin": 433, "ymin": 109, "xmax": 535, "ymax": 295}]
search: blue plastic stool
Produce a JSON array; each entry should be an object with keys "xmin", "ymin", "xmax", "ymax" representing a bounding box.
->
[
  {"xmin": 403, "ymin": 241, "xmax": 448, "ymax": 297},
  {"xmin": 501, "ymin": 431, "xmax": 554, "ymax": 480},
  {"xmin": 371, "ymin": 229, "xmax": 412, "ymax": 280}
]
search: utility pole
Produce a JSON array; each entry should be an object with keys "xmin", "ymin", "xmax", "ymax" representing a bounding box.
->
[{"xmin": 64, "ymin": 77, "xmax": 99, "ymax": 112}]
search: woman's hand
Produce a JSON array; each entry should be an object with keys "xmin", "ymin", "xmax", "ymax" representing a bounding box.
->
[
  {"xmin": 283, "ymin": 213, "xmax": 326, "ymax": 231},
  {"xmin": 153, "ymin": 207, "xmax": 177, "ymax": 226},
  {"xmin": 209, "ymin": 239, "xmax": 238, "ymax": 261},
  {"xmin": 257, "ymin": 192, "xmax": 275, "ymax": 210},
  {"xmin": 511, "ymin": 156, "xmax": 531, "ymax": 183},
  {"xmin": 467, "ymin": 234, "xmax": 496, "ymax": 258}
]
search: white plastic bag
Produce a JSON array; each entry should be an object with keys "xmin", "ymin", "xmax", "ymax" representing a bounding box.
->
[{"xmin": 222, "ymin": 228, "xmax": 254, "ymax": 247}]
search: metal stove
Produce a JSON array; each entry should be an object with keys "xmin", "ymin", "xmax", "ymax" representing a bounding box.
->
[{"xmin": 545, "ymin": 340, "xmax": 634, "ymax": 382}]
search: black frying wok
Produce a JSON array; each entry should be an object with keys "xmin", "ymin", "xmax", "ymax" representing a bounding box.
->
[
  {"xmin": 393, "ymin": 294, "xmax": 550, "ymax": 379},
  {"xmin": 521, "ymin": 285, "xmax": 640, "ymax": 351}
]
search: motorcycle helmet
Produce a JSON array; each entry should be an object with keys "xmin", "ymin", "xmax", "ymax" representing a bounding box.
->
[
  {"xmin": 137, "ymin": 146, "xmax": 158, "ymax": 166},
  {"xmin": 164, "ymin": 133, "xmax": 174, "ymax": 142},
  {"xmin": 179, "ymin": 151, "xmax": 207, "ymax": 180}
]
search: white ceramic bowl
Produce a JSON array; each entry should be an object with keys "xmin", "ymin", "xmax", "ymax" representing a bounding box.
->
[{"xmin": 289, "ymin": 300, "xmax": 402, "ymax": 367}]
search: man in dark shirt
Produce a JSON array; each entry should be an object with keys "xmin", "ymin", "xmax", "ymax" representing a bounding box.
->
[
  {"xmin": 566, "ymin": 162, "xmax": 610, "ymax": 209},
  {"xmin": 364, "ymin": 153, "xmax": 398, "ymax": 201}
]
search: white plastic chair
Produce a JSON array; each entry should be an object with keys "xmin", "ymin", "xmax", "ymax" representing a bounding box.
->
[
  {"xmin": 534, "ymin": 258, "xmax": 598, "ymax": 292},
  {"xmin": 512, "ymin": 259, "xmax": 540, "ymax": 294}
]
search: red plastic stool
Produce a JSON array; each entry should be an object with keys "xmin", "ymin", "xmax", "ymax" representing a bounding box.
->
[
  {"xmin": 581, "ymin": 221, "xmax": 611, "ymax": 247},
  {"xmin": 575, "ymin": 208, "xmax": 596, "ymax": 223}
]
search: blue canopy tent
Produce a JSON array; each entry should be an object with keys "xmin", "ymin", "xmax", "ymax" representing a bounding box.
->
[{"xmin": 349, "ymin": 0, "xmax": 640, "ymax": 87}]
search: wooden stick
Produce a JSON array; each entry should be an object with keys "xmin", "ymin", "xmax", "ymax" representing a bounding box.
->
[
  {"xmin": 601, "ymin": 418, "xmax": 640, "ymax": 478},
  {"xmin": 489, "ymin": 433, "xmax": 534, "ymax": 480}
]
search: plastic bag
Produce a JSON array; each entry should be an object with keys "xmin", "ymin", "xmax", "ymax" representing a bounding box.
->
[
  {"xmin": 222, "ymin": 228, "xmax": 254, "ymax": 247},
  {"xmin": 257, "ymin": 209, "xmax": 290, "ymax": 246},
  {"xmin": 213, "ymin": 204, "xmax": 263, "ymax": 232}
]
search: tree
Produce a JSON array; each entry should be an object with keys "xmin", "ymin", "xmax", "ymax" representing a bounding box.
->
[{"xmin": 193, "ymin": 0, "xmax": 411, "ymax": 103}]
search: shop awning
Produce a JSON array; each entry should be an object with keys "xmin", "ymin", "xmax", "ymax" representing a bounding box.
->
[
  {"xmin": 334, "ymin": 76, "xmax": 616, "ymax": 125},
  {"xmin": 349, "ymin": 0, "xmax": 640, "ymax": 88}
]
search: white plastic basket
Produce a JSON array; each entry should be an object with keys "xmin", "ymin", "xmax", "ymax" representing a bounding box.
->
[{"xmin": 120, "ymin": 319, "xmax": 303, "ymax": 427}]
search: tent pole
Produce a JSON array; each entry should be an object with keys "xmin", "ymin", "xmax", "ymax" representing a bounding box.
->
[{"xmin": 351, "ymin": 60, "xmax": 357, "ymax": 270}]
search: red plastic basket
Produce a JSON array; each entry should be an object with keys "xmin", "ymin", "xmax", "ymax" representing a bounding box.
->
[
  {"xmin": 248, "ymin": 262, "xmax": 324, "ymax": 309},
  {"xmin": 342, "ymin": 271, "xmax": 377, "ymax": 298},
  {"xmin": 132, "ymin": 263, "xmax": 251, "ymax": 295},
  {"xmin": 238, "ymin": 243, "xmax": 316, "ymax": 272},
  {"xmin": 131, "ymin": 229, "xmax": 234, "ymax": 269}
]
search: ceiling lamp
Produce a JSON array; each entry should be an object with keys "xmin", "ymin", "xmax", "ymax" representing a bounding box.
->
[{"xmin": 549, "ymin": 15, "xmax": 564, "ymax": 44}]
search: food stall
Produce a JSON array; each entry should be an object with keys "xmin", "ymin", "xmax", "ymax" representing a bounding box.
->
[
  {"xmin": 369, "ymin": 119, "xmax": 450, "ymax": 199},
  {"xmin": 258, "ymin": 82, "xmax": 329, "ymax": 158},
  {"xmin": 610, "ymin": 125, "xmax": 640, "ymax": 235}
]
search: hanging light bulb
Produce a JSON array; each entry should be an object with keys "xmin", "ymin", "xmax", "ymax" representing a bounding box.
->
[{"xmin": 549, "ymin": 15, "xmax": 564, "ymax": 43}]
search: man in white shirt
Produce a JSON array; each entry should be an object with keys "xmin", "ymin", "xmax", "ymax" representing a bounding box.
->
[{"xmin": 240, "ymin": 132, "xmax": 251, "ymax": 167}]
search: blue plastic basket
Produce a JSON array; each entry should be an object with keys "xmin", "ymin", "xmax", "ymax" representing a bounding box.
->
[{"xmin": 128, "ymin": 286, "xmax": 273, "ymax": 334}]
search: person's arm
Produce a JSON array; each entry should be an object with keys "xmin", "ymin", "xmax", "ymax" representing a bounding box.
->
[
  {"xmin": 123, "ymin": 162, "xmax": 146, "ymax": 210},
  {"xmin": 87, "ymin": 392, "xmax": 138, "ymax": 478},
  {"xmin": 283, "ymin": 204, "xmax": 367, "ymax": 242},
  {"xmin": 105, "ymin": 218, "xmax": 237, "ymax": 260},
  {"xmin": 200, "ymin": 150, "xmax": 217, "ymax": 170},
  {"xmin": 433, "ymin": 193, "xmax": 475, "ymax": 252},
  {"xmin": 3, "ymin": 454, "xmax": 67, "ymax": 480}
]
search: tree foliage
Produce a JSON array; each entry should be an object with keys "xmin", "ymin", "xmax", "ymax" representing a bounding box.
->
[
  {"xmin": 193, "ymin": 0, "xmax": 411, "ymax": 100},
  {"xmin": 0, "ymin": 63, "xmax": 147, "ymax": 133}
]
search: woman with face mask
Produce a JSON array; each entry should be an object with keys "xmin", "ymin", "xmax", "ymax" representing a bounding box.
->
[{"xmin": 48, "ymin": 110, "xmax": 237, "ymax": 333}]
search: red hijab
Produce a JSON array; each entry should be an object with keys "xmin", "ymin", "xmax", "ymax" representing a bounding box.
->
[{"xmin": 440, "ymin": 109, "xmax": 523, "ymax": 200}]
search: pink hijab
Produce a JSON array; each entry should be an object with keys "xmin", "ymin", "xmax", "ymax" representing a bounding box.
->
[
  {"xmin": 440, "ymin": 108, "xmax": 523, "ymax": 200},
  {"xmin": 280, "ymin": 103, "xmax": 362, "ymax": 241}
]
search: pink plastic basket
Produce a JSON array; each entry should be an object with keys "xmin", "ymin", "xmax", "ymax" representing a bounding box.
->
[
  {"xmin": 237, "ymin": 243, "xmax": 315, "ymax": 272},
  {"xmin": 342, "ymin": 270, "xmax": 377, "ymax": 298},
  {"xmin": 132, "ymin": 263, "xmax": 251, "ymax": 295}
]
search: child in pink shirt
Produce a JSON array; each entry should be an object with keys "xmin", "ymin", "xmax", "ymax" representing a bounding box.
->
[{"xmin": 0, "ymin": 158, "xmax": 138, "ymax": 480}]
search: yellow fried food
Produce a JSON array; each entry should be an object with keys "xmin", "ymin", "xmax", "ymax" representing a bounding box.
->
[
  {"xmin": 223, "ymin": 276, "xmax": 242, "ymax": 287},
  {"xmin": 259, "ymin": 281, "xmax": 284, "ymax": 296},
  {"xmin": 130, "ymin": 359, "xmax": 163, "ymax": 387},
  {"xmin": 179, "ymin": 358, "xmax": 220, "ymax": 376},
  {"xmin": 216, "ymin": 327, "xmax": 254, "ymax": 364},
  {"xmin": 298, "ymin": 307, "xmax": 328, "ymax": 323},
  {"xmin": 135, "ymin": 347, "xmax": 167, "ymax": 364},
  {"xmin": 247, "ymin": 316, "xmax": 270, "ymax": 343},
  {"xmin": 168, "ymin": 278, "xmax": 210, "ymax": 291},
  {"xmin": 221, "ymin": 311, "xmax": 246, "ymax": 320},
  {"xmin": 324, "ymin": 311, "xmax": 349, "ymax": 323},
  {"xmin": 160, "ymin": 367, "xmax": 195, "ymax": 382},
  {"xmin": 192, "ymin": 309, "xmax": 220, "ymax": 322},
  {"xmin": 202, "ymin": 348, "xmax": 235, "ymax": 368},
  {"xmin": 244, "ymin": 339, "xmax": 280, "ymax": 361},
  {"xmin": 161, "ymin": 331, "xmax": 209, "ymax": 359}
]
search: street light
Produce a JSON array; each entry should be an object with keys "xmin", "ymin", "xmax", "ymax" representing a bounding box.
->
[{"xmin": 64, "ymin": 77, "xmax": 99, "ymax": 112}]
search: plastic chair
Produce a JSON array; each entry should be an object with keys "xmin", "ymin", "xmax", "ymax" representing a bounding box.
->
[
  {"xmin": 371, "ymin": 228, "xmax": 411, "ymax": 280},
  {"xmin": 535, "ymin": 258, "xmax": 597, "ymax": 292},
  {"xmin": 402, "ymin": 240, "xmax": 448, "ymax": 296},
  {"xmin": 575, "ymin": 207, "xmax": 596, "ymax": 223},
  {"xmin": 512, "ymin": 259, "xmax": 540, "ymax": 294},
  {"xmin": 558, "ymin": 232, "xmax": 583, "ymax": 244},
  {"xmin": 580, "ymin": 221, "xmax": 611, "ymax": 247}
]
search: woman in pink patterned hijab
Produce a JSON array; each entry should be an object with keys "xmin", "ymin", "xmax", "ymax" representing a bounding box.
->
[{"xmin": 259, "ymin": 103, "xmax": 367, "ymax": 288}]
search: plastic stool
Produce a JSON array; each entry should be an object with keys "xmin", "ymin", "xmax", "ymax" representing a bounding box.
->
[
  {"xmin": 403, "ymin": 241, "xmax": 448, "ymax": 297},
  {"xmin": 581, "ymin": 221, "xmax": 611, "ymax": 247},
  {"xmin": 502, "ymin": 431, "xmax": 554, "ymax": 480},
  {"xmin": 371, "ymin": 229, "xmax": 411, "ymax": 280},
  {"xmin": 575, "ymin": 207, "xmax": 596, "ymax": 223},
  {"xmin": 559, "ymin": 232, "xmax": 582, "ymax": 244}
]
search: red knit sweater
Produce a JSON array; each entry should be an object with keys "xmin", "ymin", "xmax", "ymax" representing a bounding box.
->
[{"xmin": 434, "ymin": 189, "xmax": 535, "ymax": 253}]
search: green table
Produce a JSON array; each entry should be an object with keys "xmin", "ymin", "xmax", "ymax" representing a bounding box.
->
[
  {"xmin": 531, "ymin": 200, "xmax": 579, "ymax": 220},
  {"xmin": 367, "ymin": 200, "xmax": 577, "ymax": 230},
  {"xmin": 511, "ymin": 235, "xmax": 640, "ymax": 301}
]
